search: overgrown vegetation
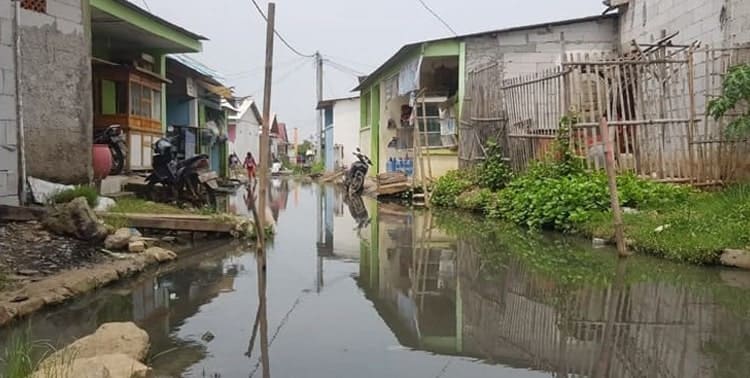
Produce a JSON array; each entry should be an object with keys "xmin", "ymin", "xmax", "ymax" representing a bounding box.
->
[
  {"xmin": 48, "ymin": 186, "xmax": 99, "ymax": 208},
  {"xmin": 708, "ymin": 63, "xmax": 750, "ymax": 138},
  {"xmin": 584, "ymin": 184, "xmax": 750, "ymax": 264},
  {"xmin": 476, "ymin": 142, "xmax": 513, "ymax": 191},
  {"xmin": 430, "ymin": 113, "xmax": 744, "ymax": 264}
]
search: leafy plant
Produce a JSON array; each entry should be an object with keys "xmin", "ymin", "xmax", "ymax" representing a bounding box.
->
[
  {"xmin": 477, "ymin": 142, "xmax": 513, "ymax": 191},
  {"xmin": 708, "ymin": 63, "xmax": 750, "ymax": 138},
  {"xmin": 430, "ymin": 169, "xmax": 478, "ymax": 207},
  {"xmin": 48, "ymin": 186, "xmax": 99, "ymax": 208},
  {"xmin": 455, "ymin": 188, "xmax": 494, "ymax": 212}
]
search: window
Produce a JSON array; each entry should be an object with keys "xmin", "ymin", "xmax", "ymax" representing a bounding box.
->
[
  {"xmin": 417, "ymin": 103, "xmax": 443, "ymax": 147},
  {"xmin": 21, "ymin": 0, "xmax": 46, "ymax": 13},
  {"xmin": 129, "ymin": 82, "xmax": 161, "ymax": 120}
]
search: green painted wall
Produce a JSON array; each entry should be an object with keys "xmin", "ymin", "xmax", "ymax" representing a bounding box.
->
[
  {"xmin": 424, "ymin": 40, "xmax": 460, "ymax": 57},
  {"xmin": 90, "ymin": 0, "xmax": 202, "ymax": 52},
  {"xmin": 371, "ymin": 84, "xmax": 381, "ymax": 174},
  {"xmin": 101, "ymin": 80, "xmax": 116, "ymax": 115}
]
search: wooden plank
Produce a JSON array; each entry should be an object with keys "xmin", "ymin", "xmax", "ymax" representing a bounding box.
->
[
  {"xmin": 0, "ymin": 205, "xmax": 48, "ymax": 222},
  {"xmin": 100, "ymin": 212, "xmax": 235, "ymax": 233}
]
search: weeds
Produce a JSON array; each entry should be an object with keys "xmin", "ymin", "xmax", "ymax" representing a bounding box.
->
[
  {"xmin": 584, "ymin": 183, "xmax": 750, "ymax": 264},
  {"xmin": 109, "ymin": 198, "xmax": 191, "ymax": 215},
  {"xmin": 48, "ymin": 186, "xmax": 99, "ymax": 208}
]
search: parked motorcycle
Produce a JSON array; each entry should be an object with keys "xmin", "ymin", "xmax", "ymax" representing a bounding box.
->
[
  {"xmin": 94, "ymin": 125, "xmax": 128, "ymax": 175},
  {"xmin": 145, "ymin": 135, "xmax": 218, "ymax": 208},
  {"xmin": 344, "ymin": 148, "xmax": 372, "ymax": 195}
]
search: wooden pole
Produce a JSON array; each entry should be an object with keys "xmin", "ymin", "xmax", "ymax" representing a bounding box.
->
[
  {"xmin": 13, "ymin": 0, "xmax": 27, "ymax": 205},
  {"xmin": 257, "ymin": 2, "xmax": 275, "ymax": 250},
  {"xmin": 599, "ymin": 117, "xmax": 630, "ymax": 258},
  {"xmin": 257, "ymin": 3, "xmax": 275, "ymax": 378}
]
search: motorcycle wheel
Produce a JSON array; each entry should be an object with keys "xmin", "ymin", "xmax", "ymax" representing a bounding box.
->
[
  {"xmin": 187, "ymin": 174, "xmax": 217, "ymax": 209},
  {"xmin": 349, "ymin": 171, "xmax": 365, "ymax": 195},
  {"xmin": 110, "ymin": 147, "xmax": 125, "ymax": 175}
]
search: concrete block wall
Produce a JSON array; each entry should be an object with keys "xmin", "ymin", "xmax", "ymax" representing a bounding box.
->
[
  {"xmin": 618, "ymin": 0, "xmax": 750, "ymax": 48},
  {"xmin": 465, "ymin": 17, "xmax": 619, "ymax": 81},
  {"xmin": 0, "ymin": 1, "xmax": 18, "ymax": 205},
  {"xmin": 19, "ymin": 0, "xmax": 92, "ymax": 185}
]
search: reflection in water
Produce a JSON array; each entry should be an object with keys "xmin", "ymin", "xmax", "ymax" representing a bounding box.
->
[{"xmin": 5, "ymin": 181, "xmax": 750, "ymax": 377}]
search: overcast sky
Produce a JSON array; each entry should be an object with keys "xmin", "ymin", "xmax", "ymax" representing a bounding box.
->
[{"xmin": 139, "ymin": 0, "xmax": 604, "ymax": 139}]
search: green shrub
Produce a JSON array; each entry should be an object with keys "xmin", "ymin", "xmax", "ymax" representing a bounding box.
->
[
  {"xmin": 48, "ymin": 186, "xmax": 99, "ymax": 208},
  {"xmin": 490, "ymin": 163, "xmax": 692, "ymax": 232},
  {"xmin": 707, "ymin": 63, "xmax": 750, "ymax": 138},
  {"xmin": 476, "ymin": 142, "xmax": 513, "ymax": 191},
  {"xmin": 456, "ymin": 188, "xmax": 494, "ymax": 212},
  {"xmin": 431, "ymin": 169, "xmax": 478, "ymax": 207}
]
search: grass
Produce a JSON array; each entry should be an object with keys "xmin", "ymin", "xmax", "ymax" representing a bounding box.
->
[
  {"xmin": 583, "ymin": 184, "xmax": 750, "ymax": 264},
  {"xmin": 109, "ymin": 198, "xmax": 192, "ymax": 216},
  {"xmin": 48, "ymin": 186, "xmax": 98, "ymax": 208},
  {"xmin": 0, "ymin": 326, "xmax": 79, "ymax": 378}
]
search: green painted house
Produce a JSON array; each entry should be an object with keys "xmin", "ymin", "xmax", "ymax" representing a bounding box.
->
[
  {"xmin": 355, "ymin": 39, "xmax": 465, "ymax": 179},
  {"xmin": 90, "ymin": 0, "xmax": 206, "ymax": 171}
]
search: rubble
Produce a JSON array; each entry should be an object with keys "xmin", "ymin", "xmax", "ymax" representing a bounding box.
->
[{"xmin": 43, "ymin": 197, "xmax": 108, "ymax": 241}]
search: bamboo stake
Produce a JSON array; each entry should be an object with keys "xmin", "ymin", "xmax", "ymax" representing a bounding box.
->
[{"xmin": 600, "ymin": 117, "xmax": 630, "ymax": 258}]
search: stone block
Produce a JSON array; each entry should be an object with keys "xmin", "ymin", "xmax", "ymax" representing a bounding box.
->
[
  {"xmin": 56, "ymin": 17, "xmax": 83, "ymax": 35},
  {"xmin": 48, "ymin": 0, "xmax": 83, "ymax": 22},
  {"xmin": 0, "ymin": 18, "xmax": 13, "ymax": 47},
  {"xmin": 0, "ymin": 45, "xmax": 14, "ymax": 70},
  {"xmin": 19, "ymin": 9, "xmax": 55, "ymax": 27}
]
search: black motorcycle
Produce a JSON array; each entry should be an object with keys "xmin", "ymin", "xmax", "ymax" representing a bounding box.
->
[
  {"xmin": 344, "ymin": 148, "xmax": 372, "ymax": 195},
  {"xmin": 94, "ymin": 125, "xmax": 127, "ymax": 175},
  {"xmin": 145, "ymin": 136, "xmax": 218, "ymax": 208}
]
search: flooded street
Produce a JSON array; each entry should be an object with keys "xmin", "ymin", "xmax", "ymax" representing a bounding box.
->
[{"xmin": 4, "ymin": 180, "xmax": 750, "ymax": 377}]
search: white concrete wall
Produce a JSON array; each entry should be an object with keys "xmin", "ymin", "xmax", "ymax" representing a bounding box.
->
[
  {"xmin": 231, "ymin": 108, "xmax": 261, "ymax": 159},
  {"xmin": 332, "ymin": 97, "xmax": 360, "ymax": 168},
  {"xmin": 466, "ymin": 16, "xmax": 619, "ymax": 80},
  {"xmin": 0, "ymin": 1, "xmax": 18, "ymax": 205},
  {"xmin": 618, "ymin": 0, "xmax": 750, "ymax": 48}
]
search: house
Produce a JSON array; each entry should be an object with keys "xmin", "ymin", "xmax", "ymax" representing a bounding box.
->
[
  {"xmin": 317, "ymin": 96, "xmax": 361, "ymax": 172},
  {"xmin": 1, "ymin": 0, "xmax": 206, "ymax": 205},
  {"xmin": 355, "ymin": 14, "xmax": 619, "ymax": 179},
  {"xmin": 270, "ymin": 118, "xmax": 289, "ymax": 162},
  {"xmin": 166, "ymin": 55, "xmax": 233, "ymax": 176},
  {"xmin": 90, "ymin": 1, "xmax": 206, "ymax": 172},
  {"xmin": 226, "ymin": 98, "xmax": 263, "ymax": 160}
]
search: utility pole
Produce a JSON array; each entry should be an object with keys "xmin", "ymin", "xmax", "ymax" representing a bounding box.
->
[
  {"xmin": 256, "ymin": 3, "xmax": 275, "ymax": 378},
  {"xmin": 315, "ymin": 51, "xmax": 323, "ymax": 161}
]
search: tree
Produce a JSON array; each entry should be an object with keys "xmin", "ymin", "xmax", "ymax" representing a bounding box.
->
[
  {"xmin": 708, "ymin": 63, "xmax": 750, "ymax": 139},
  {"xmin": 297, "ymin": 140, "xmax": 314, "ymax": 157}
]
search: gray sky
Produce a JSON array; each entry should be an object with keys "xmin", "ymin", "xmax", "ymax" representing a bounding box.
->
[{"xmin": 140, "ymin": 0, "xmax": 604, "ymax": 138}]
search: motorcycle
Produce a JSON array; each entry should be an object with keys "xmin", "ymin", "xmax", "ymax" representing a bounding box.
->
[
  {"xmin": 145, "ymin": 135, "xmax": 218, "ymax": 208},
  {"xmin": 94, "ymin": 125, "xmax": 128, "ymax": 175},
  {"xmin": 344, "ymin": 148, "xmax": 372, "ymax": 195},
  {"xmin": 344, "ymin": 193, "xmax": 370, "ymax": 233}
]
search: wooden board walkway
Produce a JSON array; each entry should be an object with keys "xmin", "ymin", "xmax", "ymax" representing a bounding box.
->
[{"xmin": 100, "ymin": 212, "xmax": 236, "ymax": 233}]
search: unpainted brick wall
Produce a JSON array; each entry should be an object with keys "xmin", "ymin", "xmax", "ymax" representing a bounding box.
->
[{"xmin": 19, "ymin": 0, "xmax": 92, "ymax": 185}]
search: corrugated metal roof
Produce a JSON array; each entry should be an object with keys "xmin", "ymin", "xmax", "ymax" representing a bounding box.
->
[{"xmin": 169, "ymin": 54, "xmax": 226, "ymax": 84}]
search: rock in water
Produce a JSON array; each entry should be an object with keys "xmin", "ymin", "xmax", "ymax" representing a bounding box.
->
[
  {"xmin": 105, "ymin": 228, "xmax": 140, "ymax": 250},
  {"xmin": 33, "ymin": 353, "xmax": 150, "ymax": 378},
  {"xmin": 128, "ymin": 240, "xmax": 146, "ymax": 253},
  {"xmin": 43, "ymin": 197, "xmax": 108, "ymax": 241},
  {"xmin": 144, "ymin": 247, "xmax": 177, "ymax": 263},
  {"xmin": 38, "ymin": 322, "xmax": 150, "ymax": 367},
  {"xmin": 720, "ymin": 249, "xmax": 750, "ymax": 270}
]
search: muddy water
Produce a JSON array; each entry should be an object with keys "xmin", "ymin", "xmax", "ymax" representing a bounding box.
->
[{"xmin": 3, "ymin": 180, "xmax": 750, "ymax": 377}]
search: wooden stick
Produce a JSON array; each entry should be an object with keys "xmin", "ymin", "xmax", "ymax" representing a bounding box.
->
[
  {"xmin": 599, "ymin": 117, "xmax": 630, "ymax": 258},
  {"xmin": 687, "ymin": 49, "xmax": 697, "ymax": 184}
]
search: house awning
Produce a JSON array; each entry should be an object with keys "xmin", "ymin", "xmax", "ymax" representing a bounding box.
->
[{"xmin": 90, "ymin": 0, "xmax": 205, "ymax": 54}]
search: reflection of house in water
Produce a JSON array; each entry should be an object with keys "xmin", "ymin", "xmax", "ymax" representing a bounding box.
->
[
  {"xmin": 269, "ymin": 178, "xmax": 290, "ymax": 222},
  {"xmin": 358, "ymin": 205, "xmax": 750, "ymax": 377}
]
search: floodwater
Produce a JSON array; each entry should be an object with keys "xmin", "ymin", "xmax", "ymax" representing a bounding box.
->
[{"xmin": 4, "ymin": 179, "xmax": 750, "ymax": 377}]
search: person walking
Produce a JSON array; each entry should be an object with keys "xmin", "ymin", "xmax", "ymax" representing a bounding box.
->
[{"xmin": 244, "ymin": 152, "xmax": 257, "ymax": 184}]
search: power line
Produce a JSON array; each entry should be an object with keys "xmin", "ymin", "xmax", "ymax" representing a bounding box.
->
[
  {"xmin": 249, "ymin": 0, "xmax": 315, "ymax": 58},
  {"xmin": 247, "ymin": 57, "xmax": 312, "ymax": 97},
  {"xmin": 415, "ymin": 0, "xmax": 458, "ymax": 36},
  {"xmin": 323, "ymin": 59, "xmax": 364, "ymax": 77}
]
